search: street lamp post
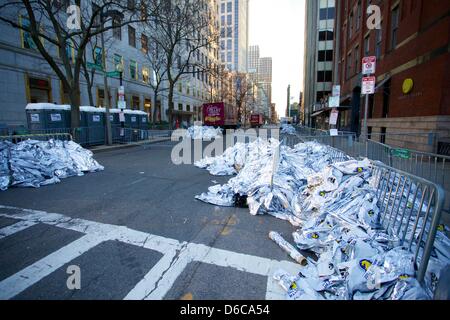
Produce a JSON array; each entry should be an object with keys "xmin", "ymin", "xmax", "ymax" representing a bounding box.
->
[{"xmin": 116, "ymin": 62, "xmax": 125, "ymax": 135}]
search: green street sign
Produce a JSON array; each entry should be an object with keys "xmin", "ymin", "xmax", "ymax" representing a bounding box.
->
[
  {"xmin": 87, "ymin": 62, "xmax": 104, "ymax": 72},
  {"xmin": 392, "ymin": 148, "xmax": 411, "ymax": 159},
  {"xmin": 106, "ymin": 71, "xmax": 120, "ymax": 78}
]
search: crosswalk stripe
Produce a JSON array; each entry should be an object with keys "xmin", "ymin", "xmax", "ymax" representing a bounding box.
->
[
  {"xmin": 0, "ymin": 233, "xmax": 107, "ymax": 299},
  {"xmin": 0, "ymin": 205, "xmax": 301, "ymax": 300},
  {"xmin": 0, "ymin": 220, "xmax": 38, "ymax": 239}
]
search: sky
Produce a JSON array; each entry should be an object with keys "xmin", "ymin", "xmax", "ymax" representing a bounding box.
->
[{"xmin": 249, "ymin": 0, "xmax": 305, "ymax": 118}]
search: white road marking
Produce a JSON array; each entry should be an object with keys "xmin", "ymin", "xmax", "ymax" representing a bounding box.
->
[
  {"xmin": 0, "ymin": 220, "xmax": 37, "ymax": 239},
  {"xmin": 0, "ymin": 233, "xmax": 107, "ymax": 300},
  {"xmin": 0, "ymin": 205, "xmax": 301, "ymax": 300}
]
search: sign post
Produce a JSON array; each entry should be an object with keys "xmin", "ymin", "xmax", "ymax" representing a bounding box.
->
[
  {"xmin": 329, "ymin": 85, "xmax": 341, "ymax": 136},
  {"xmin": 361, "ymin": 56, "xmax": 376, "ymax": 146}
]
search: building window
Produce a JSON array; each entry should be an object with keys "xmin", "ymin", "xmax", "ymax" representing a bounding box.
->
[
  {"xmin": 144, "ymin": 99, "xmax": 151, "ymax": 118},
  {"xmin": 128, "ymin": 26, "xmax": 136, "ymax": 47},
  {"xmin": 318, "ymin": 50, "xmax": 333, "ymax": 62},
  {"xmin": 346, "ymin": 52, "xmax": 352, "ymax": 79},
  {"xmin": 319, "ymin": 7, "xmax": 335, "ymax": 20},
  {"xmin": 364, "ymin": 35, "xmax": 370, "ymax": 57},
  {"xmin": 356, "ymin": 1, "xmax": 362, "ymax": 30},
  {"xmin": 186, "ymin": 105, "xmax": 190, "ymax": 112},
  {"xmin": 112, "ymin": 16, "xmax": 121, "ymax": 40},
  {"xmin": 65, "ymin": 40, "xmax": 75, "ymax": 63},
  {"xmin": 316, "ymin": 91, "xmax": 331, "ymax": 103},
  {"xmin": 141, "ymin": 34, "xmax": 148, "ymax": 53},
  {"xmin": 27, "ymin": 77, "xmax": 51, "ymax": 103},
  {"xmin": 132, "ymin": 96, "xmax": 140, "ymax": 110},
  {"xmin": 94, "ymin": 46, "xmax": 103, "ymax": 68},
  {"xmin": 375, "ymin": 22, "xmax": 383, "ymax": 59},
  {"xmin": 97, "ymin": 88, "xmax": 110, "ymax": 107},
  {"xmin": 227, "ymin": 2, "xmax": 232, "ymax": 13},
  {"xmin": 221, "ymin": 3, "xmax": 225, "ymax": 13},
  {"xmin": 20, "ymin": 15, "xmax": 40, "ymax": 50},
  {"xmin": 227, "ymin": 27, "xmax": 232, "ymax": 37},
  {"xmin": 354, "ymin": 46, "xmax": 360, "ymax": 73},
  {"xmin": 178, "ymin": 103, "xmax": 183, "ymax": 111},
  {"xmin": 227, "ymin": 39, "xmax": 232, "ymax": 49},
  {"xmin": 318, "ymin": 30, "xmax": 334, "ymax": 41},
  {"xmin": 317, "ymin": 70, "xmax": 332, "ymax": 82},
  {"xmin": 382, "ymin": 79, "xmax": 391, "ymax": 118},
  {"xmin": 348, "ymin": 12, "xmax": 353, "ymax": 38},
  {"xmin": 129, "ymin": 60, "xmax": 138, "ymax": 80},
  {"xmin": 227, "ymin": 14, "xmax": 232, "ymax": 25},
  {"xmin": 390, "ymin": 6, "xmax": 400, "ymax": 49},
  {"xmin": 142, "ymin": 67, "xmax": 149, "ymax": 83}
]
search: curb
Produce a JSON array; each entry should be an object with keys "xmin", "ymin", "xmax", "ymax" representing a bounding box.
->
[{"xmin": 89, "ymin": 137, "xmax": 171, "ymax": 154}]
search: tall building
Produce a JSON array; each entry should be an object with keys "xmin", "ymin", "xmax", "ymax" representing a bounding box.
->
[
  {"xmin": 248, "ymin": 45, "xmax": 260, "ymax": 83},
  {"xmin": 335, "ymin": 0, "xmax": 450, "ymax": 154},
  {"xmin": 218, "ymin": 0, "xmax": 249, "ymax": 73},
  {"xmin": 258, "ymin": 57, "xmax": 272, "ymax": 104},
  {"xmin": 302, "ymin": 0, "xmax": 336, "ymax": 127}
]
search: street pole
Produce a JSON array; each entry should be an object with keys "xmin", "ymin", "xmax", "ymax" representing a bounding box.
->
[
  {"xmin": 100, "ymin": 18, "xmax": 112, "ymax": 146},
  {"xmin": 363, "ymin": 93, "xmax": 369, "ymax": 157}
]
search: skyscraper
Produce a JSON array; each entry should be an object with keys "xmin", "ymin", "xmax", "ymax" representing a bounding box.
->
[
  {"xmin": 258, "ymin": 57, "xmax": 272, "ymax": 104},
  {"xmin": 302, "ymin": 0, "xmax": 336, "ymax": 127},
  {"xmin": 218, "ymin": 0, "xmax": 249, "ymax": 72}
]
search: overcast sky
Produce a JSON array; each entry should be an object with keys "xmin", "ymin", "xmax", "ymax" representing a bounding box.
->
[{"xmin": 249, "ymin": 0, "xmax": 305, "ymax": 117}]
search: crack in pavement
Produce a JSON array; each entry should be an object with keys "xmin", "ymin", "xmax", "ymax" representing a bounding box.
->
[{"xmin": 142, "ymin": 242, "xmax": 189, "ymax": 299}]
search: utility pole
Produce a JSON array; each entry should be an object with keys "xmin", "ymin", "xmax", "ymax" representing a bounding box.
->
[{"xmin": 286, "ymin": 84, "xmax": 291, "ymax": 117}]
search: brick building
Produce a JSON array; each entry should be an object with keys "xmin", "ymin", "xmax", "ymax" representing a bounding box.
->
[{"xmin": 334, "ymin": 0, "xmax": 450, "ymax": 153}]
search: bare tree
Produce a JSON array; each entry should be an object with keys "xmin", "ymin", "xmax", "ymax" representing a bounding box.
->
[
  {"xmin": 0, "ymin": 0, "xmax": 152, "ymax": 128},
  {"xmin": 146, "ymin": 0, "xmax": 219, "ymax": 129}
]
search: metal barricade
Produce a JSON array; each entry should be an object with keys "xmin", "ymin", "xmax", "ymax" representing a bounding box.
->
[
  {"xmin": 370, "ymin": 161, "xmax": 445, "ymax": 283},
  {"xmin": 0, "ymin": 132, "xmax": 72, "ymax": 143}
]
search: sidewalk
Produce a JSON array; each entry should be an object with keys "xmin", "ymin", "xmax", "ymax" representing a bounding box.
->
[{"xmin": 88, "ymin": 137, "xmax": 171, "ymax": 154}]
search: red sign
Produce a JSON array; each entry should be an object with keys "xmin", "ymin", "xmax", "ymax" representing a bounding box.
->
[
  {"xmin": 203, "ymin": 102, "xmax": 225, "ymax": 126},
  {"xmin": 362, "ymin": 56, "xmax": 376, "ymax": 74},
  {"xmin": 362, "ymin": 76, "xmax": 376, "ymax": 94}
]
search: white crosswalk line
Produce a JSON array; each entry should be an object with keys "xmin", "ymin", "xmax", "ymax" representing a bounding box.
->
[
  {"xmin": 0, "ymin": 204, "xmax": 303, "ymax": 300},
  {"xmin": 0, "ymin": 220, "xmax": 37, "ymax": 239},
  {"xmin": 0, "ymin": 233, "xmax": 107, "ymax": 300}
]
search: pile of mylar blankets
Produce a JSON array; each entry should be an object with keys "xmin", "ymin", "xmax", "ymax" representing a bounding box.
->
[
  {"xmin": 185, "ymin": 126, "xmax": 223, "ymax": 140},
  {"xmin": 0, "ymin": 139, "xmax": 104, "ymax": 191},
  {"xmin": 194, "ymin": 138, "xmax": 450, "ymax": 300}
]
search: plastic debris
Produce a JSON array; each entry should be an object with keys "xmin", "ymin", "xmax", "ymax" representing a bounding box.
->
[
  {"xmin": 185, "ymin": 126, "xmax": 223, "ymax": 140},
  {"xmin": 0, "ymin": 139, "xmax": 104, "ymax": 190},
  {"xmin": 193, "ymin": 137, "xmax": 450, "ymax": 300},
  {"xmin": 280, "ymin": 124, "xmax": 296, "ymax": 135},
  {"xmin": 269, "ymin": 231, "xmax": 307, "ymax": 265}
]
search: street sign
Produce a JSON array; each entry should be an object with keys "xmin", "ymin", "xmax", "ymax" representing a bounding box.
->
[
  {"xmin": 362, "ymin": 76, "xmax": 376, "ymax": 94},
  {"xmin": 332, "ymin": 85, "xmax": 341, "ymax": 97},
  {"xmin": 330, "ymin": 129, "xmax": 338, "ymax": 136},
  {"xmin": 392, "ymin": 148, "xmax": 411, "ymax": 159},
  {"xmin": 329, "ymin": 96, "xmax": 340, "ymax": 108},
  {"xmin": 362, "ymin": 56, "xmax": 376, "ymax": 74},
  {"xmin": 106, "ymin": 71, "xmax": 120, "ymax": 78},
  {"xmin": 329, "ymin": 108, "xmax": 339, "ymax": 125},
  {"xmin": 118, "ymin": 100, "xmax": 126, "ymax": 109},
  {"xmin": 87, "ymin": 62, "xmax": 104, "ymax": 72}
]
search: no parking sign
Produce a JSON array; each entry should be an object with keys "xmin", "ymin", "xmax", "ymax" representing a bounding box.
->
[{"xmin": 362, "ymin": 56, "xmax": 376, "ymax": 74}]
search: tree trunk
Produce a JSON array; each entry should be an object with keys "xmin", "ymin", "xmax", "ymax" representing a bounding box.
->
[
  {"xmin": 152, "ymin": 90, "xmax": 158, "ymax": 125},
  {"xmin": 168, "ymin": 84, "xmax": 174, "ymax": 130},
  {"xmin": 70, "ymin": 86, "xmax": 81, "ymax": 129}
]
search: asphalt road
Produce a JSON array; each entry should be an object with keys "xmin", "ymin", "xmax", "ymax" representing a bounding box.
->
[{"xmin": 0, "ymin": 140, "xmax": 301, "ymax": 300}]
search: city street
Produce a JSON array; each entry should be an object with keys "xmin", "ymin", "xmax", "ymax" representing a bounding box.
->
[{"xmin": 0, "ymin": 141, "xmax": 300, "ymax": 300}]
